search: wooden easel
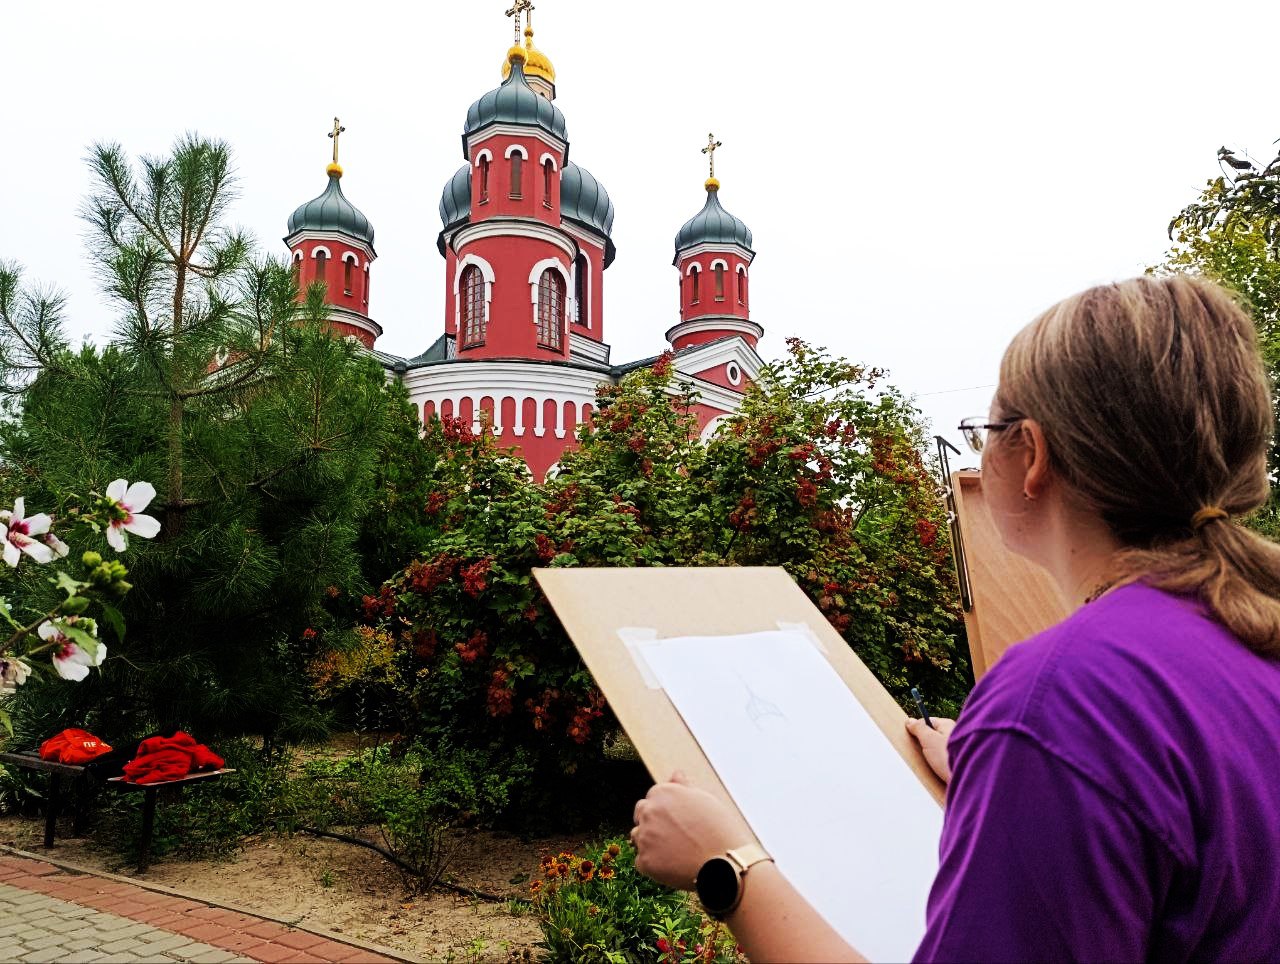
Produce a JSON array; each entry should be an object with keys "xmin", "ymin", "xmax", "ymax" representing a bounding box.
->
[{"xmin": 948, "ymin": 469, "xmax": 1068, "ymax": 678}]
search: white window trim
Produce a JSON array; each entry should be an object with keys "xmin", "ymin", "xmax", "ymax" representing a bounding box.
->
[
  {"xmin": 685, "ymin": 261, "xmax": 703, "ymax": 276},
  {"xmin": 311, "ymin": 245, "xmax": 332, "ymax": 259},
  {"xmin": 726, "ymin": 362, "xmax": 743, "ymax": 386},
  {"xmin": 453, "ymin": 254, "xmax": 496, "ymax": 338},
  {"xmin": 573, "ymin": 251, "xmax": 592, "ymax": 329},
  {"xmin": 341, "ymin": 252, "xmax": 359, "ymax": 264},
  {"xmin": 473, "ymin": 149, "xmax": 494, "ymax": 165},
  {"xmin": 504, "ymin": 144, "xmax": 529, "ymax": 159},
  {"xmin": 700, "ymin": 415, "xmax": 730, "ymax": 442},
  {"xmin": 538, "ymin": 152, "xmax": 559, "ymax": 171},
  {"xmin": 292, "ymin": 250, "xmax": 303, "ymax": 262},
  {"xmin": 710, "ymin": 258, "xmax": 729, "ymax": 271},
  {"xmin": 529, "ymin": 258, "xmax": 572, "ymax": 348}
]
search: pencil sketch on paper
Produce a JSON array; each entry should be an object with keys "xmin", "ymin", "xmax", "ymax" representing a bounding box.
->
[
  {"xmin": 738, "ymin": 673, "xmax": 787, "ymax": 730},
  {"xmin": 639, "ymin": 629, "xmax": 943, "ymax": 963}
]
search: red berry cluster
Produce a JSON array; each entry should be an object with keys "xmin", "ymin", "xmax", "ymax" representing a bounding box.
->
[
  {"xmin": 454, "ymin": 629, "xmax": 488, "ymax": 664},
  {"xmin": 460, "ymin": 557, "xmax": 493, "ymax": 597}
]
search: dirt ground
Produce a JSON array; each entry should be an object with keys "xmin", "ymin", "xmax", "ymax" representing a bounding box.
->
[{"xmin": 0, "ymin": 813, "xmax": 589, "ymax": 962}]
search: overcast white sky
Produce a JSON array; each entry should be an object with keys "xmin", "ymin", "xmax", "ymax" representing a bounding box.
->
[{"xmin": 4, "ymin": 0, "xmax": 1278, "ymax": 460}]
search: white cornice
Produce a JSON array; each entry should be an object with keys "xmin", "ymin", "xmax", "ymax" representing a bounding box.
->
[
  {"xmin": 453, "ymin": 219, "xmax": 577, "ymax": 261},
  {"xmin": 467, "ymin": 125, "xmax": 566, "ymax": 161},
  {"xmin": 570, "ymin": 332, "xmax": 611, "ymax": 364},
  {"xmin": 328, "ymin": 305, "xmax": 384, "ymax": 339},
  {"xmin": 665, "ymin": 316, "xmax": 764, "ymax": 346},
  {"xmin": 400, "ymin": 359, "xmax": 607, "ymax": 399},
  {"xmin": 674, "ymin": 241, "xmax": 754, "ymax": 266},
  {"xmin": 562, "ymin": 222, "xmax": 608, "ymax": 253},
  {"xmin": 284, "ymin": 230, "xmax": 376, "ymax": 262},
  {"xmin": 674, "ymin": 336, "xmax": 764, "ymax": 382}
]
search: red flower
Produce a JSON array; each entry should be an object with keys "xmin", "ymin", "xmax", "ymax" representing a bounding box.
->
[
  {"xmin": 301, "ymin": 627, "xmax": 317, "ymax": 641},
  {"xmin": 424, "ymin": 491, "xmax": 447, "ymax": 515},
  {"xmin": 652, "ymin": 351, "xmax": 674, "ymax": 378}
]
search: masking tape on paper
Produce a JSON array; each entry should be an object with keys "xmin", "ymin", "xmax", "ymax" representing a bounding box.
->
[{"xmin": 616, "ymin": 627, "xmax": 661, "ymax": 689}]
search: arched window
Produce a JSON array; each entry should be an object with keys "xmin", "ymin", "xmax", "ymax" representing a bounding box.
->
[
  {"xmin": 343, "ymin": 258, "xmax": 354, "ymax": 296},
  {"xmin": 510, "ymin": 153, "xmax": 523, "ymax": 198},
  {"xmin": 536, "ymin": 269, "xmax": 565, "ymax": 351},
  {"xmin": 479, "ymin": 156, "xmax": 490, "ymax": 202},
  {"xmin": 315, "ymin": 250, "xmax": 327, "ymax": 284},
  {"xmin": 714, "ymin": 263, "xmax": 725, "ymax": 301},
  {"xmin": 690, "ymin": 265, "xmax": 701, "ymax": 304},
  {"xmin": 364, "ymin": 267, "xmax": 370, "ymax": 306},
  {"xmin": 738, "ymin": 268, "xmax": 747, "ymax": 306},
  {"xmin": 543, "ymin": 159, "xmax": 554, "ymax": 208},
  {"xmin": 460, "ymin": 265, "xmax": 486, "ymax": 348},
  {"xmin": 574, "ymin": 253, "xmax": 588, "ymax": 327}
]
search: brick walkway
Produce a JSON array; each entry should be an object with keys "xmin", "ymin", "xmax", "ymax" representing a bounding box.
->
[{"xmin": 0, "ymin": 853, "xmax": 408, "ymax": 963}]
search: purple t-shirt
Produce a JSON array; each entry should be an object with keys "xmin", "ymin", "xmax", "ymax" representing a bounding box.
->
[{"xmin": 914, "ymin": 583, "xmax": 1280, "ymax": 962}]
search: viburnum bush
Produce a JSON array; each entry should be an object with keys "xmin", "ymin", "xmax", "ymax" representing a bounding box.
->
[{"xmin": 341, "ymin": 340, "xmax": 967, "ymax": 807}]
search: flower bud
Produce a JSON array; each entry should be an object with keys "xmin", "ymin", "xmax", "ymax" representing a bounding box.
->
[
  {"xmin": 82, "ymin": 551, "xmax": 102, "ymax": 567},
  {"xmin": 111, "ymin": 580, "xmax": 132, "ymax": 597},
  {"xmin": 61, "ymin": 595, "xmax": 91, "ymax": 615}
]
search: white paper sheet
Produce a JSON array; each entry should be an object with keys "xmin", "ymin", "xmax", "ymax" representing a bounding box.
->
[{"xmin": 639, "ymin": 630, "xmax": 943, "ymax": 963}]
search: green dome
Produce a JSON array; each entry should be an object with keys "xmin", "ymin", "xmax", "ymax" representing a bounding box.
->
[
  {"xmin": 439, "ymin": 164, "xmax": 471, "ymax": 229},
  {"xmin": 560, "ymin": 162, "xmax": 614, "ymax": 236},
  {"xmin": 674, "ymin": 187, "xmax": 752, "ymax": 255},
  {"xmin": 287, "ymin": 173, "xmax": 375, "ymax": 246},
  {"xmin": 560, "ymin": 161, "xmax": 617, "ymax": 267},
  {"xmin": 464, "ymin": 58, "xmax": 568, "ymax": 148}
]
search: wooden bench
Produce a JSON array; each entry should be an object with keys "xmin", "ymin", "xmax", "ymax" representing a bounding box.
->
[
  {"xmin": 107, "ymin": 768, "xmax": 235, "ymax": 870},
  {"xmin": 0, "ymin": 750, "xmax": 92, "ymax": 848}
]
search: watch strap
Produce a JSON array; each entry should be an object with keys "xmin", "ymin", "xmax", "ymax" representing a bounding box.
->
[{"xmin": 725, "ymin": 842, "xmax": 772, "ymax": 874}]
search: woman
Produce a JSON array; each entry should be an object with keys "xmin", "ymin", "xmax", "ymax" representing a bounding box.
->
[{"xmin": 630, "ymin": 276, "xmax": 1280, "ymax": 961}]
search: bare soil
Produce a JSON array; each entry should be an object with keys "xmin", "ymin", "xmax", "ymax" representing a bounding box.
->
[{"xmin": 0, "ymin": 814, "xmax": 588, "ymax": 962}]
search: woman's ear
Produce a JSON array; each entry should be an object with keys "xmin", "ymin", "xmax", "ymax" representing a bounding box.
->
[{"xmin": 1021, "ymin": 419, "xmax": 1052, "ymax": 500}]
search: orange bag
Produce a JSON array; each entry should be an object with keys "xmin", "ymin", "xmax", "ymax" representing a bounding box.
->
[{"xmin": 39, "ymin": 728, "xmax": 113, "ymax": 765}]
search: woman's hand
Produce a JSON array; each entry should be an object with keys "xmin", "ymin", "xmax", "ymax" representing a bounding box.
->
[
  {"xmin": 906, "ymin": 716, "xmax": 957, "ymax": 784},
  {"xmin": 631, "ymin": 771, "xmax": 756, "ymax": 890}
]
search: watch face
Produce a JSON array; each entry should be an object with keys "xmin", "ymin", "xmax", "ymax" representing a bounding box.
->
[{"xmin": 696, "ymin": 857, "xmax": 740, "ymax": 917}]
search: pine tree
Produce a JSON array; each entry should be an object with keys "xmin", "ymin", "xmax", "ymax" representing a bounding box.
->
[{"xmin": 0, "ymin": 135, "xmax": 398, "ymax": 743}]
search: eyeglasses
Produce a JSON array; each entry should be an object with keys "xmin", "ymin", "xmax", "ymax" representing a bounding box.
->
[{"xmin": 957, "ymin": 416, "xmax": 1020, "ymax": 454}]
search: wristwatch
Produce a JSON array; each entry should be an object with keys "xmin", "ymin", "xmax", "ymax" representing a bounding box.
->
[{"xmin": 695, "ymin": 843, "xmax": 773, "ymax": 920}]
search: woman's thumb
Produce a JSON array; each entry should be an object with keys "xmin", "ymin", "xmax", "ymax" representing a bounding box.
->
[{"xmin": 670, "ymin": 769, "xmax": 689, "ymax": 785}]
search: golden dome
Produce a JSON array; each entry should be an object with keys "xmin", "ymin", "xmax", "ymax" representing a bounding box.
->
[{"xmin": 502, "ymin": 26, "xmax": 556, "ymax": 85}]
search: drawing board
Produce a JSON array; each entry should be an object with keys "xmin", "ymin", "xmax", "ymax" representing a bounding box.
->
[
  {"xmin": 534, "ymin": 567, "xmax": 947, "ymax": 961},
  {"xmin": 951, "ymin": 470, "xmax": 1069, "ymax": 678}
]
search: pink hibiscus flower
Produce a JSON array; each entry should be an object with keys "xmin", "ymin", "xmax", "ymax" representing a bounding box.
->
[{"xmin": 104, "ymin": 479, "xmax": 161, "ymax": 552}]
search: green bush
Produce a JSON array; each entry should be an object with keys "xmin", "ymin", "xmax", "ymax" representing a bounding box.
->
[{"xmin": 531, "ymin": 839, "xmax": 743, "ymax": 964}]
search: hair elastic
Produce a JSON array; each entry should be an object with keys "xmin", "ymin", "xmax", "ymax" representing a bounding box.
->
[{"xmin": 1191, "ymin": 506, "xmax": 1229, "ymax": 529}]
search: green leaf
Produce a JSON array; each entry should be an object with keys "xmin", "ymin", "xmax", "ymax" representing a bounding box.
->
[
  {"xmin": 98, "ymin": 603, "xmax": 126, "ymax": 643},
  {"xmin": 55, "ymin": 571, "xmax": 89, "ymax": 597},
  {"xmin": 0, "ymin": 707, "xmax": 11, "ymax": 737},
  {"xmin": 0, "ymin": 597, "xmax": 20, "ymax": 631},
  {"xmin": 57, "ymin": 622, "xmax": 100, "ymax": 662}
]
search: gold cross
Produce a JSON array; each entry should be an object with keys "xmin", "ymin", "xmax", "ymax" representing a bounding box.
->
[
  {"xmin": 702, "ymin": 133, "xmax": 723, "ymax": 179},
  {"xmin": 505, "ymin": 0, "xmax": 534, "ymax": 43},
  {"xmin": 328, "ymin": 117, "xmax": 346, "ymax": 165}
]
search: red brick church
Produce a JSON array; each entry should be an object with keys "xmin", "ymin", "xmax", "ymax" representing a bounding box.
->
[{"xmin": 282, "ymin": 6, "xmax": 765, "ymax": 480}]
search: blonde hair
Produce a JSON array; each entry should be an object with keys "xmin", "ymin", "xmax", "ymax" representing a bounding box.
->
[{"xmin": 999, "ymin": 275, "xmax": 1280, "ymax": 656}]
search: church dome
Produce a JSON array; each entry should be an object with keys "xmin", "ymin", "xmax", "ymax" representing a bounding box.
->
[
  {"xmin": 560, "ymin": 162, "xmax": 614, "ymax": 238},
  {"xmin": 502, "ymin": 26, "xmax": 555, "ymax": 86},
  {"xmin": 465, "ymin": 51, "xmax": 567, "ymax": 144},
  {"xmin": 287, "ymin": 172, "xmax": 375, "ymax": 246},
  {"xmin": 674, "ymin": 183, "xmax": 752, "ymax": 254},
  {"xmin": 439, "ymin": 163, "xmax": 471, "ymax": 229}
]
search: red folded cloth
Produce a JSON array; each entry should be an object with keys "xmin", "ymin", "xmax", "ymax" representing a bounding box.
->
[
  {"xmin": 39, "ymin": 729, "xmax": 113, "ymax": 765},
  {"xmin": 121, "ymin": 731, "xmax": 224, "ymax": 784}
]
